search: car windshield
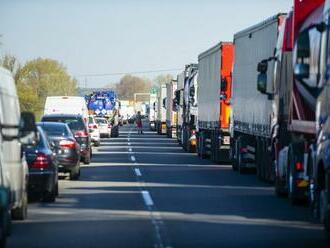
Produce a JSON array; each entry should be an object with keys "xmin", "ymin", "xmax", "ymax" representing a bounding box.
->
[
  {"xmin": 41, "ymin": 124, "xmax": 69, "ymax": 137},
  {"xmin": 42, "ymin": 116, "xmax": 85, "ymax": 131},
  {"xmin": 95, "ymin": 118, "xmax": 107, "ymax": 124}
]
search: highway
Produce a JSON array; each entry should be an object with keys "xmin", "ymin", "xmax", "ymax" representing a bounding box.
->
[{"xmin": 8, "ymin": 124, "xmax": 328, "ymax": 248}]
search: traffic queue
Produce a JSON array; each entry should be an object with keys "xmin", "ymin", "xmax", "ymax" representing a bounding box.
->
[
  {"xmin": 0, "ymin": 75, "xmax": 118, "ymax": 247},
  {"xmin": 150, "ymin": 0, "xmax": 330, "ymax": 234}
]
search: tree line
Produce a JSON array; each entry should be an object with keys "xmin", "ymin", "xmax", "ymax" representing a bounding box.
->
[{"xmin": 0, "ymin": 55, "xmax": 78, "ymax": 119}]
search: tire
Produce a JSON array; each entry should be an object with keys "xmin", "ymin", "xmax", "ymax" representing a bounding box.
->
[
  {"xmin": 0, "ymin": 210, "xmax": 9, "ymax": 248},
  {"xmin": 83, "ymin": 152, "xmax": 91, "ymax": 165},
  {"xmin": 288, "ymin": 153, "xmax": 299, "ymax": 205},
  {"xmin": 70, "ymin": 166, "xmax": 80, "ymax": 180},
  {"xmin": 43, "ymin": 187, "xmax": 56, "ymax": 203},
  {"xmin": 11, "ymin": 189, "xmax": 28, "ymax": 220},
  {"xmin": 275, "ymin": 175, "xmax": 287, "ymax": 197}
]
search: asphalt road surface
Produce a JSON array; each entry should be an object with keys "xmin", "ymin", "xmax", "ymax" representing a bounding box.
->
[{"xmin": 8, "ymin": 123, "xmax": 329, "ymax": 248}]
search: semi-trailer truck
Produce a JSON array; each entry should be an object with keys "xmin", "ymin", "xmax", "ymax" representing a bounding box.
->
[
  {"xmin": 166, "ymin": 79, "xmax": 178, "ymax": 138},
  {"xmin": 197, "ymin": 42, "xmax": 234, "ymax": 163},
  {"xmin": 256, "ymin": 1, "xmax": 324, "ymax": 204},
  {"xmin": 181, "ymin": 64, "xmax": 198, "ymax": 152},
  {"xmin": 156, "ymin": 84, "xmax": 167, "ymax": 135},
  {"xmin": 231, "ymin": 14, "xmax": 286, "ymax": 177},
  {"xmin": 175, "ymin": 72, "xmax": 185, "ymax": 144},
  {"xmin": 149, "ymin": 92, "xmax": 157, "ymax": 131}
]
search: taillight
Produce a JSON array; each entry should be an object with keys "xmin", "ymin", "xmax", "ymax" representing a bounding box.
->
[
  {"xmin": 192, "ymin": 130, "xmax": 196, "ymax": 135},
  {"xmin": 31, "ymin": 153, "xmax": 49, "ymax": 169},
  {"xmin": 59, "ymin": 140, "xmax": 76, "ymax": 149},
  {"xmin": 108, "ymin": 124, "xmax": 112, "ymax": 128},
  {"xmin": 75, "ymin": 131, "xmax": 88, "ymax": 138},
  {"xmin": 295, "ymin": 161, "xmax": 303, "ymax": 172}
]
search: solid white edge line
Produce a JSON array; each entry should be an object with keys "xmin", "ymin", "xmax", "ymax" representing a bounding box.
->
[
  {"xmin": 142, "ymin": 190, "xmax": 154, "ymax": 206},
  {"xmin": 134, "ymin": 168, "xmax": 142, "ymax": 177}
]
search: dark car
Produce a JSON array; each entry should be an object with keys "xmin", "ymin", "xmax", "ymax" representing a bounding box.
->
[
  {"xmin": 38, "ymin": 122, "xmax": 81, "ymax": 180},
  {"xmin": 41, "ymin": 114, "xmax": 92, "ymax": 164},
  {"xmin": 24, "ymin": 126, "xmax": 58, "ymax": 202}
]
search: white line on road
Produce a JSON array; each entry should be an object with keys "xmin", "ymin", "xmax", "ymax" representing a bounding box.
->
[
  {"xmin": 129, "ymin": 148, "xmax": 132, "ymax": 152},
  {"xmin": 128, "ymin": 142, "xmax": 131, "ymax": 146},
  {"xmin": 134, "ymin": 168, "xmax": 142, "ymax": 177},
  {"xmin": 131, "ymin": 155, "xmax": 136, "ymax": 162},
  {"xmin": 142, "ymin": 190, "xmax": 154, "ymax": 206}
]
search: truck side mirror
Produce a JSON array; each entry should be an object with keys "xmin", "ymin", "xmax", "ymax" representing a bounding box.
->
[
  {"xmin": 294, "ymin": 30, "xmax": 310, "ymax": 81},
  {"xmin": 294, "ymin": 63, "xmax": 310, "ymax": 80},
  {"xmin": 257, "ymin": 73, "xmax": 267, "ymax": 94},
  {"xmin": 221, "ymin": 78, "xmax": 227, "ymax": 92},
  {"xmin": 162, "ymin": 98, "xmax": 167, "ymax": 109},
  {"xmin": 19, "ymin": 112, "xmax": 37, "ymax": 136}
]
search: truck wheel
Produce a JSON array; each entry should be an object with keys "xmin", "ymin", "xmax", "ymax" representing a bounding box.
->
[
  {"xmin": 288, "ymin": 150, "xmax": 299, "ymax": 205},
  {"xmin": 11, "ymin": 189, "xmax": 28, "ymax": 220}
]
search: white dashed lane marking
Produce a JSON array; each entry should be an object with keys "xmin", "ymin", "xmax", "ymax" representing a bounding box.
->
[{"xmin": 142, "ymin": 190, "xmax": 154, "ymax": 206}]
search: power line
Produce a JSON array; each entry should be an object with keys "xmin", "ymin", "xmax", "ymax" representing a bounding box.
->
[{"xmin": 75, "ymin": 68, "xmax": 182, "ymax": 78}]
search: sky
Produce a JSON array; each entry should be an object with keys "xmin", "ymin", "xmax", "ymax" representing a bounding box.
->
[{"xmin": 0, "ymin": 0, "xmax": 292, "ymax": 88}]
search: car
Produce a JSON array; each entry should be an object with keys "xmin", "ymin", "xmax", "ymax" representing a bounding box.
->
[
  {"xmin": 24, "ymin": 126, "xmax": 58, "ymax": 202},
  {"xmin": 41, "ymin": 114, "xmax": 92, "ymax": 164},
  {"xmin": 88, "ymin": 116, "xmax": 101, "ymax": 146},
  {"xmin": 44, "ymin": 96, "xmax": 89, "ymax": 122},
  {"xmin": 0, "ymin": 67, "xmax": 37, "ymax": 246},
  {"xmin": 38, "ymin": 122, "xmax": 81, "ymax": 180},
  {"xmin": 95, "ymin": 117, "xmax": 111, "ymax": 138}
]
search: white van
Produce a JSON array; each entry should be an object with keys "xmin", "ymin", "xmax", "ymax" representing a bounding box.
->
[
  {"xmin": 0, "ymin": 67, "xmax": 36, "ymax": 246},
  {"xmin": 44, "ymin": 96, "xmax": 89, "ymax": 122}
]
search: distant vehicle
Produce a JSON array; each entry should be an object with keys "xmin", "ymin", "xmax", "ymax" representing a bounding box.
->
[
  {"xmin": 156, "ymin": 84, "xmax": 167, "ymax": 135},
  {"xmin": 44, "ymin": 96, "xmax": 89, "ymax": 122},
  {"xmin": 165, "ymin": 80, "xmax": 178, "ymax": 138},
  {"xmin": 88, "ymin": 116, "xmax": 101, "ymax": 146},
  {"xmin": 95, "ymin": 117, "xmax": 111, "ymax": 138},
  {"xmin": 38, "ymin": 122, "xmax": 81, "ymax": 180},
  {"xmin": 86, "ymin": 90, "xmax": 118, "ymax": 118},
  {"xmin": 149, "ymin": 92, "xmax": 157, "ymax": 130},
  {"xmin": 25, "ymin": 126, "xmax": 58, "ymax": 202},
  {"xmin": 0, "ymin": 67, "xmax": 37, "ymax": 246},
  {"xmin": 41, "ymin": 114, "xmax": 92, "ymax": 164}
]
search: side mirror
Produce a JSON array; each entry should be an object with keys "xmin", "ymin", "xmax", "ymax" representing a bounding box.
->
[
  {"xmin": 257, "ymin": 73, "xmax": 267, "ymax": 94},
  {"xmin": 19, "ymin": 112, "xmax": 36, "ymax": 135},
  {"xmin": 294, "ymin": 63, "xmax": 310, "ymax": 80},
  {"xmin": 221, "ymin": 78, "xmax": 228, "ymax": 92},
  {"xmin": 257, "ymin": 61, "xmax": 268, "ymax": 73},
  {"xmin": 189, "ymin": 86, "xmax": 195, "ymax": 98},
  {"xmin": 220, "ymin": 94, "xmax": 227, "ymax": 101},
  {"xmin": 163, "ymin": 98, "xmax": 167, "ymax": 109}
]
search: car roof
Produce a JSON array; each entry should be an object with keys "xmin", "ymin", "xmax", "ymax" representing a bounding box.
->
[
  {"xmin": 42, "ymin": 114, "xmax": 83, "ymax": 118},
  {"xmin": 37, "ymin": 121, "xmax": 68, "ymax": 127}
]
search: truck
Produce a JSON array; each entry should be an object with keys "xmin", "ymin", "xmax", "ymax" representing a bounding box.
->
[
  {"xmin": 181, "ymin": 64, "xmax": 198, "ymax": 152},
  {"xmin": 230, "ymin": 14, "xmax": 286, "ymax": 178},
  {"xmin": 175, "ymin": 72, "xmax": 185, "ymax": 144},
  {"xmin": 197, "ymin": 42, "xmax": 234, "ymax": 163},
  {"xmin": 149, "ymin": 92, "xmax": 157, "ymax": 131},
  {"xmin": 86, "ymin": 90, "xmax": 120, "ymax": 137},
  {"xmin": 165, "ymin": 79, "xmax": 178, "ymax": 138},
  {"xmin": 313, "ymin": 0, "xmax": 330, "ymax": 231},
  {"xmin": 156, "ymin": 84, "xmax": 167, "ymax": 135},
  {"xmin": 256, "ymin": 1, "xmax": 325, "ymax": 204}
]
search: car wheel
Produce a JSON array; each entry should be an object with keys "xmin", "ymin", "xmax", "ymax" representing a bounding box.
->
[
  {"xmin": 70, "ymin": 165, "xmax": 80, "ymax": 180},
  {"xmin": 55, "ymin": 183, "xmax": 59, "ymax": 196},
  {"xmin": 11, "ymin": 189, "xmax": 28, "ymax": 220},
  {"xmin": 83, "ymin": 152, "xmax": 91, "ymax": 165},
  {"xmin": 43, "ymin": 187, "xmax": 56, "ymax": 203}
]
